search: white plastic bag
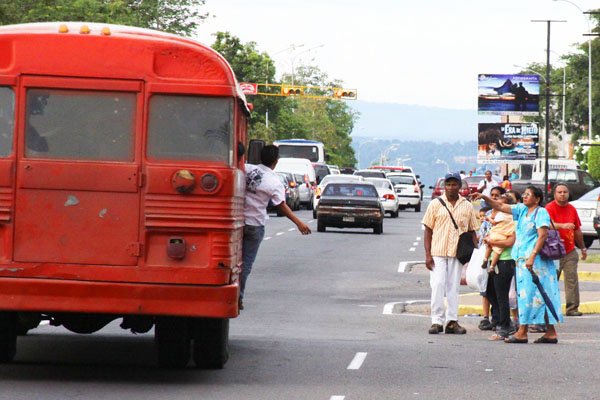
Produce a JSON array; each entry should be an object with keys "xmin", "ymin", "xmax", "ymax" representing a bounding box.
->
[{"xmin": 465, "ymin": 245, "xmax": 489, "ymax": 292}]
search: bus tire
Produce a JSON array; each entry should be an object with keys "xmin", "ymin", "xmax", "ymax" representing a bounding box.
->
[
  {"xmin": 0, "ymin": 312, "xmax": 17, "ymax": 363},
  {"xmin": 192, "ymin": 318, "xmax": 229, "ymax": 369},
  {"xmin": 155, "ymin": 317, "xmax": 191, "ymax": 369}
]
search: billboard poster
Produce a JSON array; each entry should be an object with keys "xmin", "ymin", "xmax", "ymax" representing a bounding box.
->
[
  {"xmin": 478, "ymin": 123, "xmax": 539, "ymax": 164},
  {"xmin": 478, "ymin": 74, "xmax": 540, "ymax": 116}
]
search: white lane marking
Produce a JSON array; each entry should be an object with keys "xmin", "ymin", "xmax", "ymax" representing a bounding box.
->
[
  {"xmin": 413, "ymin": 242, "xmax": 418, "ymax": 246},
  {"xmin": 383, "ymin": 302, "xmax": 402, "ymax": 315},
  {"xmin": 416, "ymin": 236, "xmax": 421, "ymax": 241},
  {"xmin": 359, "ymin": 304, "xmax": 377, "ymax": 308},
  {"xmin": 276, "ymin": 232, "xmax": 285, "ymax": 236},
  {"xmin": 330, "ymin": 396, "xmax": 345, "ymax": 400},
  {"xmin": 263, "ymin": 237, "xmax": 271, "ymax": 241},
  {"xmin": 347, "ymin": 352, "xmax": 368, "ymax": 370},
  {"xmin": 409, "ymin": 247, "xmax": 416, "ymax": 252},
  {"xmin": 288, "ymin": 228, "xmax": 295, "ymax": 231}
]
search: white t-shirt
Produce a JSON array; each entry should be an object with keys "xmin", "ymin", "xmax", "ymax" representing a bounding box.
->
[
  {"xmin": 477, "ymin": 178, "xmax": 499, "ymax": 197},
  {"xmin": 244, "ymin": 164, "xmax": 286, "ymax": 226}
]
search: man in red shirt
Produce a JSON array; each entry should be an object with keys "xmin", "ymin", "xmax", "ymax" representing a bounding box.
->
[{"xmin": 545, "ymin": 183, "xmax": 587, "ymax": 316}]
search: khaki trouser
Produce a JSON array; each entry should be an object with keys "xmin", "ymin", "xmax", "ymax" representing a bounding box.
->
[{"xmin": 557, "ymin": 249, "xmax": 580, "ymax": 313}]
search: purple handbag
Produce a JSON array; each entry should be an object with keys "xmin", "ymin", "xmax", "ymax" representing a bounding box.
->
[{"xmin": 534, "ymin": 208, "xmax": 566, "ymax": 260}]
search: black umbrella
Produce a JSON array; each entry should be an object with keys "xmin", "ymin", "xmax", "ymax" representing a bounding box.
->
[{"xmin": 516, "ymin": 257, "xmax": 560, "ymax": 323}]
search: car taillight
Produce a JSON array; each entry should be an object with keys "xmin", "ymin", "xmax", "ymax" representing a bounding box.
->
[
  {"xmin": 303, "ymin": 174, "xmax": 309, "ymax": 183},
  {"xmin": 311, "ymin": 185, "xmax": 316, "ymax": 191},
  {"xmin": 414, "ymin": 184, "xmax": 419, "ymax": 193},
  {"xmin": 384, "ymin": 194, "xmax": 395, "ymax": 200},
  {"xmin": 316, "ymin": 188, "xmax": 322, "ymax": 198},
  {"xmin": 289, "ymin": 181, "xmax": 296, "ymax": 188}
]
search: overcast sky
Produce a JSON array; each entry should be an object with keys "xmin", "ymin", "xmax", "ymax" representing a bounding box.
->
[{"xmin": 196, "ymin": 0, "xmax": 597, "ymax": 110}]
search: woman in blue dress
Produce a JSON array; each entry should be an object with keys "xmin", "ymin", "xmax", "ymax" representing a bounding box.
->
[{"xmin": 473, "ymin": 186, "xmax": 563, "ymax": 343}]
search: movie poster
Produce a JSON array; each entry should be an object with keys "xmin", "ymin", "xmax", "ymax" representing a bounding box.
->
[
  {"xmin": 478, "ymin": 74, "xmax": 540, "ymax": 116},
  {"xmin": 478, "ymin": 123, "xmax": 538, "ymax": 164}
]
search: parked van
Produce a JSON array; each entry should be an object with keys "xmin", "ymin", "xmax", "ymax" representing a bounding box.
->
[{"xmin": 275, "ymin": 158, "xmax": 317, "ymax": 209}]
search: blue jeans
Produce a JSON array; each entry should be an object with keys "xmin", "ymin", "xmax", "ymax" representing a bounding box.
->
[{"xmin": 240, "ymin": 224, "xmax": 265, "ymax": 299}]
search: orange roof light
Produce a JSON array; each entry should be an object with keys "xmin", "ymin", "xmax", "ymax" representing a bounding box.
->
[
  {"xmin": 101, "ymin": 27, "xmax": 111, "ymax": 36},
  {"xmin": 58, "ymin": 24, "xmax": 69, "ymax": 33},
  {"xmin": 80, "ymin": 25, "xmax": 90, "ymax": 34}
]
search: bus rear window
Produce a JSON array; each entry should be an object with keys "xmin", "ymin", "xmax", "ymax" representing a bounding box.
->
[
  {"xmin": 278, "ymin": 145, "xmax": 319, "ymax": 162},
  {"xmin": 25, "ymin": 89, "xmax": 135, "ymax": 161},
  {"xmin": 0, "ymin": 87, "xmax": 14, "ymax": 157},
  {"xmin": 147, "ymin": 95, "xmax": 233, "ymax": 164}
]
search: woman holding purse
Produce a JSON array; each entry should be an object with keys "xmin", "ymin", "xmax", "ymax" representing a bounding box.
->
[{"xmin": 472, "ymin": 186, "xmax": 563, "ymax": 344}]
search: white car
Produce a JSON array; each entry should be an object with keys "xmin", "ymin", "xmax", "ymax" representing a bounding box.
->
[
  {"xmin": 364, "ymin": 177, "xmax": 400, "ymax": 218},
  {"xmin": 387, "ymin": 173, "xmax": 421, "ymax": 212},
  {"xmin": 573, "ymin": 186, "xmax": 600, "ymax": 248},
  {"xmin": 312, "ymin": 174, "xmax": 364, "ymax": 218}
]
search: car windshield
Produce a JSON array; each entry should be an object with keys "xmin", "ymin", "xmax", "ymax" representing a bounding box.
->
[
  {"xmin": 369, "ymin": 180, "xmax": 393, "ymax": 189},
  {"xmin": 323, "ymin": 184, "xmax": 378, "ymax": 197},
  {"xmin": 577, "ymin": 186, "xmax": 600, "ymax": 201},
  {"xmin": 354, "ymin": 171, "xmax": 386, "ymax": 178},
  {"xmin": 389, "ymin": 176, "xmax": 414, "ymax": 185}
]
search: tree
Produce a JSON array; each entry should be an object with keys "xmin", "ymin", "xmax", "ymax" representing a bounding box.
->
[{"xmin": 0, "ymin": 0, "xmax": 208, "ymax": 36}]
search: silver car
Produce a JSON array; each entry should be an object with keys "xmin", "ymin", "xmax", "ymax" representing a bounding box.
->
[{"xmin": 573, "ymin": 186, "xmax": 600, "ymax": 248}]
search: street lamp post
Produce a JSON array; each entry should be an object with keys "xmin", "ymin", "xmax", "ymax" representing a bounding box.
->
[{"xmin": 553, "ymin": 0, "xmax": 592, "ymax": 140}]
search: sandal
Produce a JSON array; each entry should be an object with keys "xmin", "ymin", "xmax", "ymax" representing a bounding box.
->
[
  {"xmin": 488, "ymin": 334, "xmax": 506, "ymax": 341},
  {"xmin": 533, "ymin": 336, "xmax": 558, "ymax": 344},
  {"xmin": 504, "ymin": 335, "xmax": 528, "ymax": 343},
  {"xmin": 528, "ymin": 325, "xmax": 547, "ymax": 333}
]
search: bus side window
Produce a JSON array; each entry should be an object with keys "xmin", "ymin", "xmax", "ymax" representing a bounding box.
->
[{"xmin": 0, "ymin": 87, "xmax": 15, "ymax": 157}]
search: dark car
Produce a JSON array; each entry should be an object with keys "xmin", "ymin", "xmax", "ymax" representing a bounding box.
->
[
  {"xmin": 316, "ymin": 182, "xmax": 384, "ymax": 234},
  {"xmin": 312, "ymin": 163, "xmax": 331, "ymax": 184}
]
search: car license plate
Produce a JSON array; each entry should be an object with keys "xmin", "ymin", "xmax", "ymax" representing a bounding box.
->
[{"xmin": 343, "ymin": 216, "xmax": 355, "ymax": 222}]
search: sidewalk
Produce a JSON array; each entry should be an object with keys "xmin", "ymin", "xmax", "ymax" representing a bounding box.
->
[{"xmin": 404, "ymin": 262, "xmax": 600, "ymax": 316}]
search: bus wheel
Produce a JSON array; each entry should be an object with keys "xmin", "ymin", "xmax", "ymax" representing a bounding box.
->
[
  {"xmin": 155, "ymin": 317, "xmax": 191, "ymax": 369},
  {"xmin": 0, "ymin": 312, "xmax": 17, "ymax": 363},
  {"xmin": 192, "ymin": 318, "xmax": 229, "ymax": 369}
]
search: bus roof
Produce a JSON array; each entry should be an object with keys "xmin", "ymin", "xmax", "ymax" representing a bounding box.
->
[
  {"xmin": 274, "ymin": 139, "xmax": 322, "ymax": 144},
  {"xmin": 0, "ymin": 22, "xmax": 249, "ymax": 112}
]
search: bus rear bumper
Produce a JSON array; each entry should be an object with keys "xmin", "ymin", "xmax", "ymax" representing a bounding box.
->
[{"xmin": 0, "ymin": 278, "xmax": 239, "ymax": 318}]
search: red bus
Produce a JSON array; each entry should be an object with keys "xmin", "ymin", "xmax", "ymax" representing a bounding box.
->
[{"xmin": 0, "ymin": 23, "xmax": 250, "ymax": 368}]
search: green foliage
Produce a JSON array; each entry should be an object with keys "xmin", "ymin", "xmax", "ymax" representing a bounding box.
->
[
  {"xmin": 587, "ymin": 143, "xmax": 600, "ymax": 180},
  {"xmin": 211, "ymin": 32, "xmax": 358, "ymax": 168},
  {"xmin": 0, "ymin": 0, "xmax": 208, "ymax": 36}
]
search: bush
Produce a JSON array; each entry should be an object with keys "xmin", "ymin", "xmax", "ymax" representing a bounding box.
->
[{"xmin": 588, "ymin": 142, "xmax": 600, "ymax": 180}]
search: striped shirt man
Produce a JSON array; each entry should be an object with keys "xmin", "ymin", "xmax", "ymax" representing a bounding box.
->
[
  {"xmin": 422, "ymin": 173, "xmax": 479, "ymax": 335},
  {"xmin": 422, "ymin": 194, "xmax": 479, "ymax": 257}
]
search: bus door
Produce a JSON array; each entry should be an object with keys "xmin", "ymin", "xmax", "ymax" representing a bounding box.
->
[{"xmin": 13, "ymin": 77, "xmax": 142, "ymax": 265}]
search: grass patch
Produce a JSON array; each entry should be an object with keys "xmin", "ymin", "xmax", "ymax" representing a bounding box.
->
[{"xmin": 583, "ymin": 254, "xmax": 600, "ymax": 263}]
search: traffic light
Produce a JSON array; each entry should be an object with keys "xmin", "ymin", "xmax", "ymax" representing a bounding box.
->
[
  {"xmin": 281, "ymin": 86, "xmax": 303, "ymax": 96},
  {"xmin": 334, "ymin": 88, "xmax": 357, "ymax": 100}
]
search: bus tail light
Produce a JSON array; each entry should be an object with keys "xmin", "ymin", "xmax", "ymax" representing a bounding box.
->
[
  {"xmin": 167, "ymin": 237, "xmax": 186, "ymax": 260},
  {"xmin": 201, "ymin": 173, "xmax": 219, "ymax": 192}
]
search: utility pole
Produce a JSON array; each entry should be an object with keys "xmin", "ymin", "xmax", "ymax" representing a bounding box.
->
[{"xmin": 532, "ymin": 19, "xmax": 566, "ymax": 203}]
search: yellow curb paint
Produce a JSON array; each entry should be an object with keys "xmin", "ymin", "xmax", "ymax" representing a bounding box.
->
[
  {"xmin": 559, "ymin": 271, "xmax": 600, "ymax": 282},
  {"xmin": 458, "ymin": 301, "xmax": 600, "ymax": 316}
]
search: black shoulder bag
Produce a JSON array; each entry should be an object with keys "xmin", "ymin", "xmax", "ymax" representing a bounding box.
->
[{"xmin": 437, "ymin": 198, "xmax": 475, "ymax": 265}]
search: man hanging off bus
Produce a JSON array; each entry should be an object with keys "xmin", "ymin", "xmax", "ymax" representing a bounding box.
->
[{"xmin": 241, "ymin": 145, "xmax": 312, "ymax": 310}]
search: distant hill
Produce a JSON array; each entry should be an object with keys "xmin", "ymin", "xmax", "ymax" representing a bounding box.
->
[{"xmin": 349, "ymin": 100, "xmax": 498, "ymax": 142}]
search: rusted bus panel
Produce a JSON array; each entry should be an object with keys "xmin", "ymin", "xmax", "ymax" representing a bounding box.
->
[{"xmin": 0, "ymin": 277, "xmax": 239, "ymax": 317}]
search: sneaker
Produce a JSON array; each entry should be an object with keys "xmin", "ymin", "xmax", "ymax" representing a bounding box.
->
[
  {"xmin": 428, "ymin": 324, "xmax": 443, "ymax": 334},
  {"xmin": 478, "ymin": 318, "xmax": 493, "ymax": 331},
  {"xmin": 445, "ymin": 321, "xmax": 467, "ymax": 334}
]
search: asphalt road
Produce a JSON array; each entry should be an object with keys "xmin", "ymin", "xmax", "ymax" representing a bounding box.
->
[{"xmin": 2, "ymin": 200, "xmax": 600, "ymax": 399}]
